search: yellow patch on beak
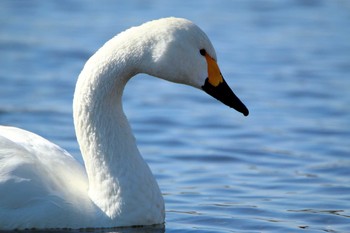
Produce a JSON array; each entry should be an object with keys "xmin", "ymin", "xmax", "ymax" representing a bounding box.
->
[{"xmin": 205, "ymin": 54, "xmax": 223, "ymax": 87}]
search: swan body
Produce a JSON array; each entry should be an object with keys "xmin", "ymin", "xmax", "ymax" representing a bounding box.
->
[{"xmin": 0, "ymin": 17, "xmax": 248, "ymax": 230}]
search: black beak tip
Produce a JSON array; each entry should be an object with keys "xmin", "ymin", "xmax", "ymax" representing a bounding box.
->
[
  {"xmin": 202, "ymin": 78, "xmax": 249, "ymax": 117},
  {"xmin": 231, "ymin": 101, "xmax": 249, "ymax": 117},
  {"xmin": 242, "ymin": 108, "xmax": 249, "ymax": 117}
]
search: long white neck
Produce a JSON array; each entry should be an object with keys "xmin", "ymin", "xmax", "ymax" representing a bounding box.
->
[{"xmin": 73, "ymin": 32, "xmax": 164, "ymax": 226}]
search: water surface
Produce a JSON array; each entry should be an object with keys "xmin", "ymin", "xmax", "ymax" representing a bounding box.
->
[{"xmin": 1, "ymin": 0, "xmax": 350, "ymax": 232}]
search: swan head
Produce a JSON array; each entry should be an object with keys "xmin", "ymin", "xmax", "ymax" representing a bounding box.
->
[{"xmin": 142, "ymin": 18, "xmax": 249, "ymax": 116}]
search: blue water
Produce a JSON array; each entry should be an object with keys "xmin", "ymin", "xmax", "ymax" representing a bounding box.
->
[{"xmin": 1, "ymin": 0, "xmax": 350, "ymax": 232}]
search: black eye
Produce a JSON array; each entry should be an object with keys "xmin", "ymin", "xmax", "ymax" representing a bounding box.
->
[{"xmin": 199, "ymin": 49, "xmax": 206, "ymax": 56}]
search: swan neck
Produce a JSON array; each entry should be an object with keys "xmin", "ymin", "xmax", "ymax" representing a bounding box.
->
[{"xmin": 73, "ymin": 40, "xmax": 163, "ymax": 222}]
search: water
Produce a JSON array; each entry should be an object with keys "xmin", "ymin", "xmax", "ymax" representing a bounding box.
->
[{"xmin": 1, "ymin": 0, "xmax": 350, "ymax": 232}]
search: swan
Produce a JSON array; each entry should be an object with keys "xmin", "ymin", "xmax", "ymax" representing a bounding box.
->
[{"xmin": 0, "ymin": 17, "xmax": 248, "ymax": 230}]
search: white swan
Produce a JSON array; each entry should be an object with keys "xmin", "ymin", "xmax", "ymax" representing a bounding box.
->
[{"xmin": 0, "ymin": 17, "xmax": 248, "ymax": 230}]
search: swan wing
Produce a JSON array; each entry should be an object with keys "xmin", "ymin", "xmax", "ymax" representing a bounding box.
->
[{"xmin": 0, "ymin": 126, "xmax": 92, "ymax": 229}]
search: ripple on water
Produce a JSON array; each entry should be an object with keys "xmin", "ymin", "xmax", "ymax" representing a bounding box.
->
[{"xmin": 1, "ymin": 0, "xmax": 350, "ymax": 232}]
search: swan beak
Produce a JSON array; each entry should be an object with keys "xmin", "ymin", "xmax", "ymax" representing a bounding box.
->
[{"xmin": 201, "ymin": 54, "xmax": 249, "ymax": 116}]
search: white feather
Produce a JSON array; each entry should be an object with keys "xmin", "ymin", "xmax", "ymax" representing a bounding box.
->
[{"xmin": 0, "ymin": 17, "xmax": 217, "ymax": 230}]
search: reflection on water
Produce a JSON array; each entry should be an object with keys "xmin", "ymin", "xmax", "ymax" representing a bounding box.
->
[
  {"xmin": 1, "ymin": 0, "xmax": 350, "ymax": 232},
  {"xmin": 0, "ymin": 225, "xmax": 165, "ymax": 233}
]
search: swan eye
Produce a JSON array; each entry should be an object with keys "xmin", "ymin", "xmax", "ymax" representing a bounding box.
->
[{"xmin": 199, "ymin": 49, "xmax": 206, "ymax": 56}]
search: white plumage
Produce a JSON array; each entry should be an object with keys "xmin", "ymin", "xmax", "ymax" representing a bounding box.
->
[{"xmin": 0, "ymin": 17, "xmax": 248, "ymax": 230}]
